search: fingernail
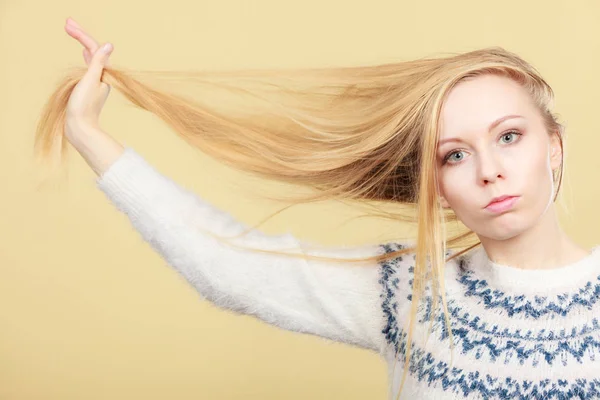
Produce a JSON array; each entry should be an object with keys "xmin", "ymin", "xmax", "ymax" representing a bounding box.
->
[{"xmin": 102, "ymin": 43, "xmax": 113, "ymax": 53}]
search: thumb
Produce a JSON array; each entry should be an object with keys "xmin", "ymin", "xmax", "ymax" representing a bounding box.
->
[{"xmin": 86, "ymin": 42, "xmax": 113, "ymax": 83}]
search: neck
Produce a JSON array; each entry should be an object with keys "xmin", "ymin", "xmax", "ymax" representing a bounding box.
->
[{"xmin": 478, "ymin": 205, "xmax": 589, "ymax": 270}]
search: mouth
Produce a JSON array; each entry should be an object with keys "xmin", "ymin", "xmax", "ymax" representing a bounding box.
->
[{"xmin": 484, "ymin": 195, "xmax": 520, "ymax": 213}]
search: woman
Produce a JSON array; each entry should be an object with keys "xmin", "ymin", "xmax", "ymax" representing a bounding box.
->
[{"xmin": 35, "ymin": 17, "xmax": 600, "ymax": 399}]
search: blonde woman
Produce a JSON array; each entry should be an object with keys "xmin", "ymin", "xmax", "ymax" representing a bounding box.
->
[{"xmin": 35, "ymin": 17, "xmax": 600, "ymax": 399}]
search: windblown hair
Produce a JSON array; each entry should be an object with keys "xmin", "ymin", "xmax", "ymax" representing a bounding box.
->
[{"xmin": 34, "ymin": 46, "xmax": 564, "ymax": 399}]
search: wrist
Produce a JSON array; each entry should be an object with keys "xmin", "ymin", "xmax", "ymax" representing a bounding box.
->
[
  {"xmin": 65, "ymin": 118, "xmax": 99, "ymax": 143},
  {"xmin": 65, "ymin": 122, "xmax": 126, "ymax": 177}
]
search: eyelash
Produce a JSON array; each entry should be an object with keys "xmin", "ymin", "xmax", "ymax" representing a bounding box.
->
[{"xmin": 442, "ymin": 130, "xmax": 523, "ymax": 166}]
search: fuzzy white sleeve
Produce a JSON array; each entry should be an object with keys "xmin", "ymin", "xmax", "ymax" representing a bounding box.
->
[{"xmin": 95, "ymin": 147, "xmax": 389, "ymax": 354}]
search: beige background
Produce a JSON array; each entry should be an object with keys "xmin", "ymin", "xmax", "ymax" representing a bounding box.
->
[{"xmin": 2, "ymin": 0, "xmax": 600, "ymax": 399}]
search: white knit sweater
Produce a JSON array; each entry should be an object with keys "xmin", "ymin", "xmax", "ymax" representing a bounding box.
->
[{"xmin": 95, "ymin": 147, "xmax": 600, "ymax": 400}]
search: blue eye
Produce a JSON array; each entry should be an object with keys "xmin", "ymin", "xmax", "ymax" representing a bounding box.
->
[
  {"xmin": 444, "ymin": 151, "xmax": 464, "ymax": 164},
  {"xmin": 442, "ymin": 130, "xmax": 522, "ymax": 166},
  {"xmin": 500, "ymin": 131, "xmax": 519, "ymax": 144}
]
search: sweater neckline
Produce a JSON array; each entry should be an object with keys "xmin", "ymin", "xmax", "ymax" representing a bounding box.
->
[{"xmin": 466, "ymin": 244, "xmax": 600, "ymax": 293}]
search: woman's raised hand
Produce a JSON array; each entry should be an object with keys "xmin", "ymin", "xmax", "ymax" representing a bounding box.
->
[
  {"xmin": 65, "ymin": 17, "xmax": 110, "ymax": 67},
  {"xmin": 63, "ymin": 17, "xmax": 114, "ymax": 142}
]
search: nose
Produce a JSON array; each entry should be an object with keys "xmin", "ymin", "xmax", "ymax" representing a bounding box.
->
[{"xmin": 477, "ymin": 150, "xmax": 505, "ymax": 185}]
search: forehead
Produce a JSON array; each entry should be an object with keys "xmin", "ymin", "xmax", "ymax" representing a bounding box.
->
[{"xmin": 439, "ymin": 75, "xmax": 535, "ymax": 139}]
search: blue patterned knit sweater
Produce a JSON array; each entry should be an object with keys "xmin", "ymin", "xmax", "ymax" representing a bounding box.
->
[{"xmin": 95, "ymin": 147, "xmax": 600, "ymax": 399}]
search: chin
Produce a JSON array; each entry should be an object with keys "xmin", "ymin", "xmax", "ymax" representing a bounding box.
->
[
  {"xmin": 485, "ymin": 222, "xmax": 528, "ymax": 241},
  {"xmin": 469, "ymin": 216, "xmax": 527, "ymax": 241},
  {"xmin": 485, "ymin": 230, "xmax": 523, "ymax": 241}
]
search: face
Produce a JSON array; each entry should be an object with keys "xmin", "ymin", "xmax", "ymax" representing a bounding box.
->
[{"xmin": 436, "ymin": 74, "xmax": 562, "ymax": 241}]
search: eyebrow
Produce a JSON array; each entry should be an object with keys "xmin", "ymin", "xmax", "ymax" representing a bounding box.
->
[{"xmin": 437, "ymin": 114, "xmax": 525, "ymax": 147}]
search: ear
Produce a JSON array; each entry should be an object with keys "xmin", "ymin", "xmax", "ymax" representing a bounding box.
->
[
  {"xmin": 437, "ymin": 176, "xmax": 450, "ymax": 208},
  {"xmin": 549, "ymin": 131, "xmax": 562, "ymax": 171},
  {"xmin": 439, "ymin": 192, "xmax": 450, "ymax": 209}
]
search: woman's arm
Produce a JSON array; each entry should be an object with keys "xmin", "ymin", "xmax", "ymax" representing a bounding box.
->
[
  {"xmin": 67, "ymin": 124, "xmax": 125, "ymax": 177},
  {"xmin": 74, "ymin": 128, "xmax": 391, "ymax": 354}
]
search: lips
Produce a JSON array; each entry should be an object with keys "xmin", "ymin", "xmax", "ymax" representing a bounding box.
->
[{"xmin": 486, "ymin": 195, "xmax": 515, "ymax": 208}]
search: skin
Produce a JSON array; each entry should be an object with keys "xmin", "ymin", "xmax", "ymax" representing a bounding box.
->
[
  {"xmin": 63, "ymin": 17, "xmax": 125, "ymax": 177},
  {"xmin": 64, "ymin": 17, "xmax": 105, "ymax": 67},
  {"xmin": 64, "ymin": 17, "xmax": 113, "ymax": 133},
  {"xmin": 436, "ymin": 74, "xmax": 589, "ymax": 269}
]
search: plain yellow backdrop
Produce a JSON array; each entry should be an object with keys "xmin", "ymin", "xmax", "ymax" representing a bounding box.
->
[{"xmin": 2, "ymin": 0, "xmax": 600, "ymax": 399}]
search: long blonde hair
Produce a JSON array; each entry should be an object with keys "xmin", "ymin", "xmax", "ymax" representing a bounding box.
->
[{"xmin": 34, "ymin": 46, "xmax": 564, "ymax": 399}]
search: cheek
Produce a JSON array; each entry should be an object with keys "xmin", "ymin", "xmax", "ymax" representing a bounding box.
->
[
  {"xmin": 524, "ymin": 144, "xmax": 555, "ymax": 207},
  {"xmin": 439, "ymin": 168, "xmax": 474, "ymax": 208},
  {"xmin": 512, "ymin": 138, "xmax": 552, "ymax": 184}
]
